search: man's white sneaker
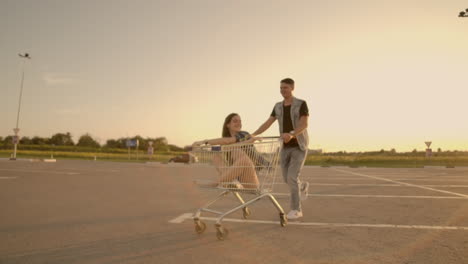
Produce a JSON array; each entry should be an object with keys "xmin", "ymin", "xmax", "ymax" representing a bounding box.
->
[{"xmin": 286, "ymin": 210, "xmax": 303, "ymax": 220}]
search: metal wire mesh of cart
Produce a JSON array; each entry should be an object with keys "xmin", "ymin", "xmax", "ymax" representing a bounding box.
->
[
  {"xmin": 190, "ymin": 137, "xmax": 282, "ymax": 193},
  {"xmin": 190, "ymin": 137, "xmax": 287, "ymax": 240}
]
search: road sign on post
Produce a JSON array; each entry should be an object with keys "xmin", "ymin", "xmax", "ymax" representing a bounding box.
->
[
  {"xmin": 126, "ymin": 139, "xmax": 139, "ymax": 160},
  {"xmin": 148, "ymin": 141, "xmax": 154, "ymax": 159},
  {"xmin": 136, "ymin": 139, "xmax": 139, "ymax": 160},
  {"xmin": 126, "ymin": 140, "xmax": 133, "ymax": 160},
  {"xmin": 425, "ymin": 141, "xmax": 432, "ymax": 158},
  {"xmin": 126, "ymin": 140, "xmax": 136, "ymax": 147}
]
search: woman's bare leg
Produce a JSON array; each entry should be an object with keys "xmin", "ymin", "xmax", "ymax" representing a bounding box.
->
[
  {"xmin": 212, "ymin": 153, "xmax": 226, "ymax": 174},
  {"xmin": 218, "ymin": 150, "xmax": 259, "ymax": 189}
]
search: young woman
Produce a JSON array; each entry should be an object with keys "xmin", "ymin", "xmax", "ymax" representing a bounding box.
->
[{"xmin": 193, "ymin": 113, "xmax": 260, "ymax": 189}]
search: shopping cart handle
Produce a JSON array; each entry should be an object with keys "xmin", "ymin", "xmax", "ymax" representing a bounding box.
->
[{"xmin": 211, "ymin": 146, "xmax": 222, "ymax": 151}]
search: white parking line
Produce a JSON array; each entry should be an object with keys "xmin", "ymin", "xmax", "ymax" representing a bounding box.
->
[
  {"xmin": 332, "ymin": 169, "xmax": 468, "ymax": 199},
  {"xmin": 274, "ymin": 183, "xmax": 401, "ymax": 186},
  {"xmin": 389, "ymin": 179, "xmax": 468, "ymax": 182},
  {"xmin": 169, "ymin": 213, "xmax": 194, "ymax": 223},
  {"xmin": 424, "ymin": 185, "xmax": 468, "ymax": 188},
  {"xmin": 66, "ymin": 168, "xmax": 120, "ymax": 173},
  {"xmin": 301, "ymin": 178, "xmax": 388, "ymax": 181},
  {"xmin": 270, "ymin": 193, "xmax": 466, "ymax": 199},
  {"xmin": 301, "ymin": 178, "xmax": 468, "ymax": 182},
  {"xmin": 0, "ymin": 176, "xmax": 17, "ymax": 179},
  {"xmin": 169, "ymin": 213, "xmax": 468, "ymax": 231},
  {"xmin": 274, "ymin": 183, "xmax": 468, "ymax": 188},
  {"xmin": 0, "ymin": 169, "xmax": 80, "ymax": 175}
]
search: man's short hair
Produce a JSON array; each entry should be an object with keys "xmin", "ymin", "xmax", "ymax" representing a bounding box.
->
[{"xmin": 280, "ymin": 78, "xmax": 295, "ymax": 86}]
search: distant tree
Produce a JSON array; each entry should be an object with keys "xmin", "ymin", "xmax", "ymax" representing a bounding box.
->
[
  {"xmin": 77, "ymin": 133, "xmax": 100, "ymax": 148},
  {"xmin": 168, "ymin": 144, "xmax": 184, "ymax": 152},
  {"xmin": 379, "ymin": 149, "xmax": 385, "ymax": 153},
  {"xmin": 31, "ymin": 136, "xmax": 48, "ymax": 145},
  {"xmin": 149, "ymin": 137, "xmax": 169, "ymax": 151},
  {"xmin": 20, "ymin": 136, "xmax": 33, "ymax": 145},
  {"xmin": 155, "ymin": 137, "xmax": 168, "ymax": 146},
  {"xmin": 390, "ymin": 148, "xmax": 396, "ymax": 154},
  {"xmin": 183, "ymin": 145, "xmax": 192, "ymax": 151},
  {"xmin": 133, "ymin": 135, "xmax": 146, "ymax": 148},
  {"xmin": 3, "ymin": 136, "xmax": 13, "ymax": 145},
  {"xmin": 104, "ymin": 136, "xmax": 179, "ymax": 151},
  {"xmin": 105, "ymin": 139, "xmax": 120, "ymax": 148},
  {"xmin": 437, "ymin": 148, "xmax": 442, "ymax": 153},
  {"xmin": 109, "ymin": 138, "xmax": 130, "ymax": 148},
  {"xmin": 412, "ymin": 149, "xmax": 418, "ymax": 153},
  {"xmin": 49, "ymin": 132, "xmax": 74, "ymax": 146}
]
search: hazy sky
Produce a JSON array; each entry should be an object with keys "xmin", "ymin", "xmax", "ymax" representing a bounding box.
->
[{"xmin": 1, "ymin": 0, "xmax": 467, "ymax": 152}]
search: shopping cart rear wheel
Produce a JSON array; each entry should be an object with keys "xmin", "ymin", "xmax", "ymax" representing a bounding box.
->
[
  {"xmin": 194, "ymin": 221, "xmax": 206, "ymax": 234},
  {"xmin": 216, "ymin": 226, "xmax": 229, "ymax": 240},
  {"xmin": 280, "ymin": 213, "xmax": 287, "ymax": 227},
  {"xmin": 242, "ymin": 207, "xmax": 251, "ymax": 219}
]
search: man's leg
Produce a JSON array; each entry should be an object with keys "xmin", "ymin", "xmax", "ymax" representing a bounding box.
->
[
  {"xmin": 287, "ymin": 147, "xmax": 307, "ymax": 212},
  {"xmin": 280, "ymin": 147, "xmax": 291, "ymax": 184}
]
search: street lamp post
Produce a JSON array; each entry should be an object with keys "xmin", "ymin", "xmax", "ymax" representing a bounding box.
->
[
  {"xmin": 459, "ymin": 8, "xmax": 468, "ymax": 17},
  {"xmin": 11, "ymin": 53, "xmax": 31, "ymax": 160}
]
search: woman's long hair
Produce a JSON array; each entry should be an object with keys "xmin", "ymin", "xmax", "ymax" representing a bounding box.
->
[
  {"xmin": 222, "ymin": 113, "xmax": 239, "ymax": 137},
  {"xmin": 221, "ymin": 113, "xmax": 269, "ymax": 171}
]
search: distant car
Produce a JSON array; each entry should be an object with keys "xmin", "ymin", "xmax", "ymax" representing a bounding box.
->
[{"xmin": 169, "ymin": 153, "xmax": 194, "ymax": 164}]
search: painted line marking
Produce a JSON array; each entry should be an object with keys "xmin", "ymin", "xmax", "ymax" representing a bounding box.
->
[
  {"xmin": 169, "ymin": 213, "xmax": 193, "ymax": 223},
  {"xmin": 0, "ymin": 177, "xmax": 17, "ymax": 179},
  {"xmin": 0, "ymin": 169, "xmax": 80, "ymax": 175},
  {"xmin": 169, "ymin": 213, "xmax": 468, "ymax": 231},
  {"xmin": 332, "ymin": 169, "xmax": 468, "ymax": 199},
  {"xmin": 274, "ymin": 183, "xmax": 401, "ymax": 186},
  {"xmin": 300, "ymin": 178, "xmax": 468, "ymax": 182},
  {"xmin": 274, "ymin": 183, "xmax": 468, "ymax": 188},
  {"xmin": 424, "ymin": 185, "xmax": 468, "ymax": 188},
  {"xmin": 385, "ymin": 179, "xmax": 468, "ymax": 182},
  {"xmin": 270, "ymin": 193, "xmax": 466, "ymax": 199},
  {"xmin": 66, "ymin": 168, "xmax": 120, "ymax": 173},
  {"xmin": 395, "ymin": 179, "xmax": 468, "ymax": 182}
]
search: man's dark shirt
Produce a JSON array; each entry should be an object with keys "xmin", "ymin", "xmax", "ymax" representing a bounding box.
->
[{"xmin": 271, "ymin": 101, "xmax": 309, "ymax": 148}]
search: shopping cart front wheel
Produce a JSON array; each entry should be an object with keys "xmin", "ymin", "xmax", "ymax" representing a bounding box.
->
[
  {"xmin": 280, "ymin": 213, "xmax": 287, "ymax": 227},
  {"xmin": 216, "ymin": 226, "xmax": 229, "ymax": 240},
  {"xmin": 194, "ymin": 220, "xmax": 207, "ymax": 234}
]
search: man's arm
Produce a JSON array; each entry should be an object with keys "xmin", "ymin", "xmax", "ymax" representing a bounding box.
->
[
  {"xmin": 252, "ymin": 116, "xmax": 276, "ymax": 137},
  {"xmin": 282, "ymin": 115, "xmax": 308, "ymax": 143},
  {"xmin": 293, "ymin": 115, "xmax": 308, "ymax": 136}
]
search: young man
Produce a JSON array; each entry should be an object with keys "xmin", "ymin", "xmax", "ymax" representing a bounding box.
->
[{"xmin": 252, "ymin": 78, "xmax": 310, "ymax": 220}]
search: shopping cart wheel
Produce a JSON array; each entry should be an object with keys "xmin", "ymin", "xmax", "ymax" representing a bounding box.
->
[
  {"xmin": 280, "ymin": 213, "xmax": 287, "ymax": 227},
  {"xmin": 216, "ymin": 226, "xmax": 229, "ymax": 240},
  {"xmin": 194, "ymin": 221, "xmax": 206, "ymax": 234},
  {"xmin": 242, "ymin": 207, "xmax": 251, "ymax": 219}
]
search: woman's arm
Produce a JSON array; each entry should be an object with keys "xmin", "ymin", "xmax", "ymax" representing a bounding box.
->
[
  {"xmin": 243, "ymin": 136, "xmax": 261, "ymax": 144},
  {"xmin": 193, "ymin": 137, "xmax": 236, "ymax": 146}
]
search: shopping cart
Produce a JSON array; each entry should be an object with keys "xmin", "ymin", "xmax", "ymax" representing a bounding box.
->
[{"xmin": 190, "ymin": 137, "xmax": 287, "ymax": 240}]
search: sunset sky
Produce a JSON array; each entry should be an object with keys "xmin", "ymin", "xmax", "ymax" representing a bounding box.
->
[{"xmin": 1, "ymin": 0, "xmax": 468, "ymax": 152}]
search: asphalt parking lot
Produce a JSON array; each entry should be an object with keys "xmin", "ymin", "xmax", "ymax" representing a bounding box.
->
[{"xmin": 1, "ymin": 160, "xmax": 467, "ymax": 264}]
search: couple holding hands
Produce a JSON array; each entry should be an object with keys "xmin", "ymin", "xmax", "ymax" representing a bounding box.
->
[{"xmin": 193, "ymin": 78, "xmax": 310, "ymax": 220}]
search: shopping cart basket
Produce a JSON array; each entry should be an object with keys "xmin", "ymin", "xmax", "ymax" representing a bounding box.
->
[{"xmin": 190, "ymin": 137, "xmax": 287, "ymax": 240}]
